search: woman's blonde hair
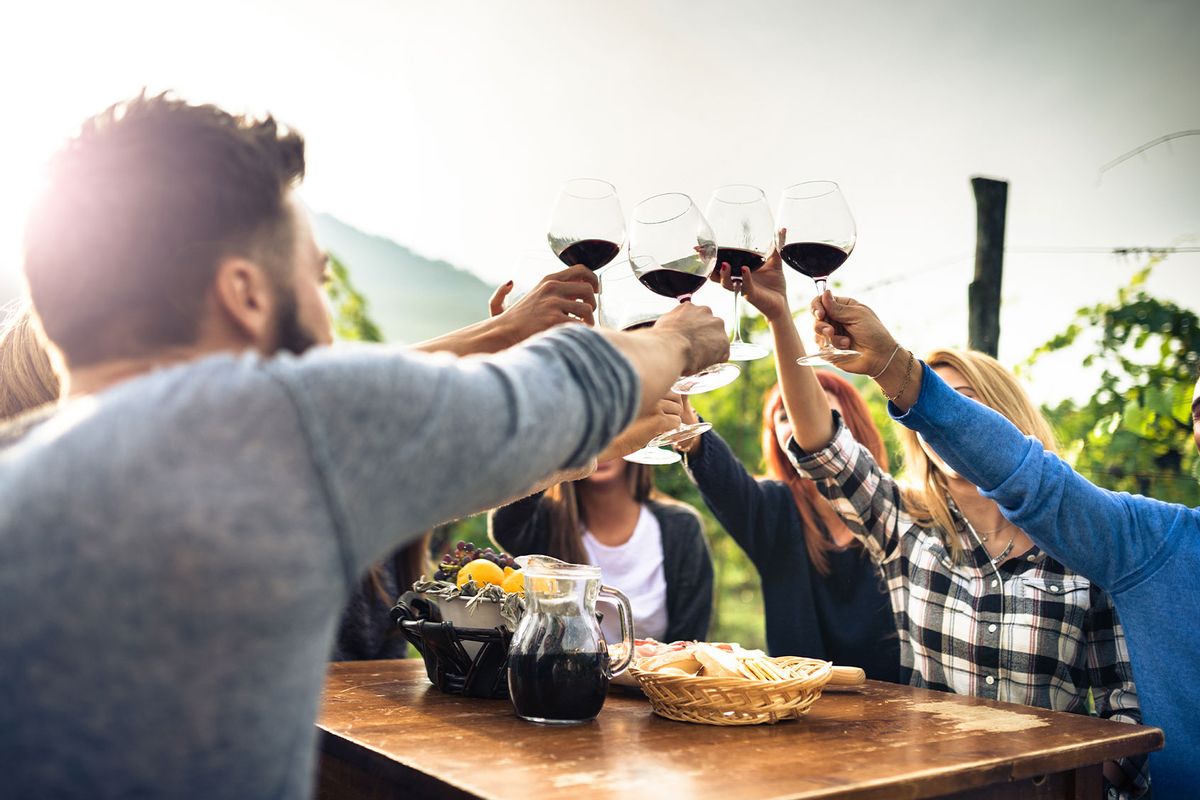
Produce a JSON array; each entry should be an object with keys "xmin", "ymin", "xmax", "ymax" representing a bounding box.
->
[
  {"xmin": 0, "ymin": 306, "xmax": 61, "ymax": 421},
  {"xmin": 899, "ymin": 348, "xmax": 1057, "ymax": 559}
]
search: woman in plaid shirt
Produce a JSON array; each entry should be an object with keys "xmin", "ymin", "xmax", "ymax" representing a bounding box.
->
[{"xmin": 711, "ymin": 250, "xmax": 1148, "ymax": 798}]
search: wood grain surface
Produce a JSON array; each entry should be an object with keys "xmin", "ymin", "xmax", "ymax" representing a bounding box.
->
[{"xmin": 317, "ymin": 660, "xmax": 1161, "ymax": 800}]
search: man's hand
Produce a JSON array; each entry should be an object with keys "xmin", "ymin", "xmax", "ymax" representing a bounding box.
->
[
  {"xmin": 716, "ymin": 246, "xmax": 790, "ymax": 323},
  {"xmin": 598, "ymin": 394, "xmax": 684, "ymax": 460},
  {"xmin": 488, "ymin": 264, "xmax": 599, "ymax": 342},
  {"xmin": 651, "ymin": 302, "xmax": 731, "ymax": 376},
  {"xmin": 811, "ymin": 291, "xmax": 899, "ymax": 377}
]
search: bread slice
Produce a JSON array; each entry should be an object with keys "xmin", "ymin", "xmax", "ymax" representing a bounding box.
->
[
  {"xmin": 638, "ymin": 648, "xmax": 703, "ymax": 676},
  {"xmin": 693, "ymin": 643, "xmax": 743, "ymax": 678}
]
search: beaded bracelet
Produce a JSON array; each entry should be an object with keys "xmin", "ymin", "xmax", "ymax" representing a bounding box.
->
[{"xmin": 883, "ymin": 349, "xmax": 915, "ymax": 403}]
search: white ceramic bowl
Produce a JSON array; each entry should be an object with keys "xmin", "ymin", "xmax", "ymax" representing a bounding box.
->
[{"xmin": 420, "ymin": 593, "xmax": 510, "ymax": 659}]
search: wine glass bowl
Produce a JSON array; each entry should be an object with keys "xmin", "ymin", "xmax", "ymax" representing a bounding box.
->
[
  {"xmin": 705, "ymin": 184, "xmax": 774, "ymax": 361},
  {"xmin": 628, "ymin": 193, "xmax": 718, "ymax": 293},
  {"xmin": 547, "ymin": 178, "xmax": 626, "ymax": 273}
]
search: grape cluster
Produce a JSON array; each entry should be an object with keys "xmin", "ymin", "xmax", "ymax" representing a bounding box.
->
[{"xmin": 431, "ymin": 541, "xmax": 518, "ymax": 582}]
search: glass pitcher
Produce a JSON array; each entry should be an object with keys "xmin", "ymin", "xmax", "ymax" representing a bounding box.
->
[{"xmin": 507, "ymin": 555, "xmax": 634, "ymax": 724}]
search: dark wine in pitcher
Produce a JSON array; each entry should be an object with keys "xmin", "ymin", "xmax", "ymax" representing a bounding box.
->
[
  {"xmin": 508, "ymin": 651, "xmax": 610, "ymax": 722},
  {"xmin": 557, "ymin": 239, "xmax": 621, "ymax": 272},
  {"xmin": 780, "ymin": 242, "xmax": 851, "ymax": 279}
]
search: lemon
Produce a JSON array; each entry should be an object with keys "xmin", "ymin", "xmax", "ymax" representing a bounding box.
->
[
  {"xmin": 501, "ymin": 569, "xmax": 526, "ymax": 595},
  {"xmin": 456, "ymin": 558, "xmax": 505, "ymax": 588}
]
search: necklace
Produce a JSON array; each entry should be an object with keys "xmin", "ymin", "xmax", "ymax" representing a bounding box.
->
[
  {"xmin": 989, "ymin": 533, "xmax": 1017, "ymax": 564},
  {"xmin": 973, "ymin": 518, "xmax": 1012, "ymax": 542}
]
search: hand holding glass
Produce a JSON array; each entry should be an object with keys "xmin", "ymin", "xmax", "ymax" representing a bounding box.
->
[
  {"xmin": 776, "ymin": 181, "xmax": 858, "ymax": 367},
  {"xmin": 598, "ymin": 260, "xmax": 709, "ymax": 464}
]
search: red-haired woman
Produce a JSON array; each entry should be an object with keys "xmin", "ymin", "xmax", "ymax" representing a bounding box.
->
[{"xmin": 677, "ymin": 370, "xmax": 899, "ymax": 681}]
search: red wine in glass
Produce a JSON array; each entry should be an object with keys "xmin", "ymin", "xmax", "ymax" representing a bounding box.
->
[
  {"xmin": 714, "ymin": 247, "xmax": 766, "ymax": 278},
  {"xmin": 557, "ymin": 238, "xmax": 621, "ymax": 272},
  {"xmin": 779, "ymin": 242, "xmax": 851, "ymax": 280},
  {"xmin": 637, "ymin": 267, "xmax": 707, "ymax": 300}
]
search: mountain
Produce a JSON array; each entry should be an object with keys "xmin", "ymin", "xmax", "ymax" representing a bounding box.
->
[
  {"xmin": 312, "ymin": 213, "xmax": 496, "ymax": 344},
  {"xmin": 0, "ymin": 215, "xmax": 492, "ymax": 344}
]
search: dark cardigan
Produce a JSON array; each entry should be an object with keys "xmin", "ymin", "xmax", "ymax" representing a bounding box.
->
[
  {"xmin": 331, "ymin": 550, "xmax": 412, "ymax": 661},
  {"xmin": 488, "ymin": 494, "xmax": 714, "ymax": 642},
  {"xmin": 685, "ymin": 429, "xmax": 900, "ymax": 682}
]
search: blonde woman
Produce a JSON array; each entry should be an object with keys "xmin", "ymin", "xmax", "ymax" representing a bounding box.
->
[
  {"xmin": 0, "ymin": 305, "xmax": 61, "ymax": 420},
  {"xmin": 814, "ymin": 289, "xmax": 1196, "ymax": 799},
  {"xmin": 718, "ymin": 254, "xmax": 1147, "ymax": 798}
]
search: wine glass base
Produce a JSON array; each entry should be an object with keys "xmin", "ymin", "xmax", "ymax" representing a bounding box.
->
[
  {"xmin": 672, "ymin": 363, "xmax": 740, "ymax": 395},
  {"xmin": 796, "ymin": 347, "xmax": 860, "ymax": 368},
  {"xmin": 647, "ymin": 421, "xmax": 711, "ymax": 449},
  {"xmin": 623, "ymin": 447, "xmax": 682, "ymax": 465},
  {"xmin": 729, "ymin": 341, "xmax": 770, "ymax": 361}
]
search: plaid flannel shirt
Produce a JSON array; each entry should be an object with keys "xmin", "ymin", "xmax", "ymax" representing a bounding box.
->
[{"xmin": 788, "ymin": 418, "xmax": 1148, "ymax": 797}]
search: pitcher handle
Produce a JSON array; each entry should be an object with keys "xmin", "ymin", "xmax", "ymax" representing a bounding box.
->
[{"xmin": 599, "ymin": 584, "xmax": 635, "ymax": 677}]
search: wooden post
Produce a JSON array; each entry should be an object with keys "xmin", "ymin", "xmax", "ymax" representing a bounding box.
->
[{"xmin": 969, "ymin": 177, "xmax": 1008, "ymax": 357}]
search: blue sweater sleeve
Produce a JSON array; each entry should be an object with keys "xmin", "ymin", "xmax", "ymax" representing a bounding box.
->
[{"xmin": 890, "ymin": 363, "xmax": 1188, "ymax": 593}]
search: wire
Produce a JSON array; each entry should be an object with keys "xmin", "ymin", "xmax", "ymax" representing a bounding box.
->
[
  {"xmin": 1007, "ymin": 246, "xmax": 1200, "ymax": 256},
  {"xmin": 854, "ymin": 245, "xmax": 1197, "ymax": 294},
  {"xmin": 1099, "ymin": 130, "xmax": 1200, "ymax": 176}
]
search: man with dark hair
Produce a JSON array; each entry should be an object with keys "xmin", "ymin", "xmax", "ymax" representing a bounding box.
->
[
  {"xmin": 0, "ymin": 93, "xmax": 729, "ymax": 798},
  {"xmin": 25, "ymin": 93, "xmax": 317, "ymax": 366}
]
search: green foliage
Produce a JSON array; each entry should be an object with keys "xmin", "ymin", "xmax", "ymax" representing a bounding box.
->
[
  {"xmin": 1027, "ymin": 259, "xmax": 1199, "ymax": 504},
  {"xmin": 326, "ymin": 253, "xmax": 385, "ymax": 344}
]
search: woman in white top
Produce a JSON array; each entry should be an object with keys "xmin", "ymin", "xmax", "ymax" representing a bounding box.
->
[{"xmin": 489, "ymin": 459, "xmax": 713, "ymax": 643}]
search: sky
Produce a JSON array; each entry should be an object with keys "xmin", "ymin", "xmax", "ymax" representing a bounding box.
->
[{"xmin": 0, "ymin": 0, "xmax": 1197, "ymax": 404}]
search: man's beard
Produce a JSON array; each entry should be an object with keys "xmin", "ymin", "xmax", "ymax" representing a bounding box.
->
[{"xmin": 273, "ymin": 292, "xmax": 320, "ymax": 356}]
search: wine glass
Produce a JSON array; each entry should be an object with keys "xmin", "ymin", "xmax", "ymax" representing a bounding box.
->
[
  {"xmin": 776, "ymin": 181, "xmax": 858, "ymax": 366},
  {"xmin": 628, "ymin": 193, "xmax": 741, "ymax": 394},
  {"xmin": 705, "ymin": 184, "xmax": 773, "ymax": 361},
  {"xmin": 547, "ymin": 178, "xmax": 625, "ymax": 273},
  {"xmin": 599, "ymin": 261, "xmax": 712, "ymax": 464}
]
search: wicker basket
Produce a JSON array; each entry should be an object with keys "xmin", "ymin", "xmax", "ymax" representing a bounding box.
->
[
  {"xmin": 391, "ymin": 591, "xmax": 513, "ymax": 700},
  {"xmin": 629, "ymin": 656, "xmax": 833, "ymax": 726}
]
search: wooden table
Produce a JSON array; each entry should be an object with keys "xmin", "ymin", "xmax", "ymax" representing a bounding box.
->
[{"xmin": 316, "ymin": 660, "xmax": 1161, "ymax": 800}]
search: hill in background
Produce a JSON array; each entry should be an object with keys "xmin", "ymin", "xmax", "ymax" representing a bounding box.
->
[
  {"xmin": 313, "ymin": 213, "xmax": 495, "ymax": 344},
  {"xmin": 0, "ymin": 214, "xmax": 496, "ymax": 343}
]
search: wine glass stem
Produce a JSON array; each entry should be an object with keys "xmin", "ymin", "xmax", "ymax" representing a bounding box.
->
[
  {"xmin": 814, "ymin": 278, "xmax": 831, "ymax": 351},
  {"xmin": 731, "ymin": 278, "xmax": 746, "ymax": 344}
]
